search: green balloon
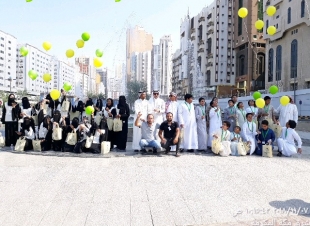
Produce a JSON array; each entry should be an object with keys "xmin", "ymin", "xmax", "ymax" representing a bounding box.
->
[
  {"xmin": 20, "ymin": 46, "xmax": 28, "ymax": 56},
  {"xmin": 26, "ymin": 0, "xmax": 32, "ymax": 2},
  {"xmin": 269, "ymin": 85, "xmax": 278, "ymax": 95},
  {"xmin": 63, "ymin": 82, "xmax": 72, "ymax": 92},
  {"xmin": 95, "ymin": 49, "xmax": 103, "ymax": 57},
  {"xmin": 253, "ymin": 91, "xmax": 261, "ymax": 100},
  {"xmin": 81, "ymin": 32, "xmax": 90, "ymax": 41},
  {"xmin": 28, "ymin": 70, "xmax": 38, "ymax": 80},
  {"xmin": 85, "ymin": 106, "xmax": 94, "ymax": 115}
]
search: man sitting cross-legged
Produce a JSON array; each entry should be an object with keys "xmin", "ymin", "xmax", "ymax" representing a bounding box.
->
[
  {"xmin": 158, "ymin": 112, "xmax": 181, "ymax": 157},
  {"xmin": 134, "ymin": 112, "xmax": 161, "ymax": 155}
]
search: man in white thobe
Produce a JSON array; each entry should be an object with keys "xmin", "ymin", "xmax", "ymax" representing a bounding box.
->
[
  {"xmin": 276, "ymin": 96, "xmax": 298, "ymax": 127},
  {"xmin": 148, "ymin": 90, "xmax": 165, "ymax": 140},
  {"xmin": 242, "ymin": 113, "xmax": 257, "ymax": 155},
  {"xmin": 178, "ymin": 93, "xmax": 198, "ymax": 152},
  {"xmin": 165, "ymin": 92, "xmax": 179, "ymax": 122},
  {"xmin": 195, "ymin": 97, "xmax": 207, "ymax": 152},
  {"xmin": 132, "ymin": 91, "xmax": 149, "ymax": 152}
]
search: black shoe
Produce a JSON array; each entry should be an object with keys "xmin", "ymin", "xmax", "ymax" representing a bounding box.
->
[
  {"xmin": 165, "ymin": 147, "xmax": 171, "ymax": 154},
  {"xmin": 187, "ymin": 149, "xmax": 194, "ymax": 153},
  {"xmin": 153, "ymin": 148, "xmax": 158, "ymax": 154},
  {"xmin": 141, "ymin": 149, "xmax": 147, "ymax": 155},
  {"xmin": 134, "ymin": 149, "xmax": 139, "ymax": 152},
  {"xmin": 277, "ymin": 151, "xmax": 282, "ymax": 157},
  {"xmin": 179, "ymin": 149, "xmax": 184, "ymax": 153}
]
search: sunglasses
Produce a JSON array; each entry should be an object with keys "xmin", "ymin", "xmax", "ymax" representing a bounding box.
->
[{"xmin": 153, "ymin": 93, "xmax": 159, "ymax": 95}]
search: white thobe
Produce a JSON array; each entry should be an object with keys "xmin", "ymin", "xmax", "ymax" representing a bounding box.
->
[
  {"xmin": 246, "ymin": 106, "xmax": 258, "ymax": 124},
  {"xmin": 178, "ymin": 102, "xmax": 198, "ymax": 149},
  {"xmin": 148, "ymin": 97, "xmax": 165, "ymax": 125},
  {"xmin": 212, "ymin": 128, "xmax": 231, "ymax": 156},
  {"xmin": 195, "ymin": 105, "xmax": 207, "ymax": 150},
  {"xmin": 277, "ymin": 127, "xmax": 302, "ymax": 157},
  {"xmin": 276, "ymin": 103, "xmax": 298, "ymax": 127},
  {"xmin": 208, "ymin": 107, "xmax": 222, "ymax": 147},
  {"xmin": 242, "ymin": 121, "xmax": 257, "ymax": 155},
  {"xmin": 166, "ymin": 101, "xmax": 179, "ymax": 122},
  {"xmin": 236, "ymin": 108, "xmax": 247, "ymax": 127},
  {"xmin": 230, "ymin": 132, "xmax": 242, "ymax": 156},
  {"xmin": 132, "ymin": 99, "xmax": 149, "ymax": 150}
]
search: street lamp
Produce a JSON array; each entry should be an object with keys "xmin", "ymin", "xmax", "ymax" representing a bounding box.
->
[{"xmin": 6, "ymin": 77, "xmax": 16, "ymax": 93}]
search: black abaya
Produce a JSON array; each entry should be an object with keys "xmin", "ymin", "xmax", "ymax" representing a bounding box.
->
[{"xmin": 111, "ymin": 104, "xmax": 130, "ymax": 150}]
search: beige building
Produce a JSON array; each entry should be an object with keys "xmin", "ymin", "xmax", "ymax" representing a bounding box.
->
[
  {"xmin": 264, "ymin": 0, "xmax": 310, "ymax": 92},
  {"xmin": 234, "ymin": 0, "xmax": 266, "ymax": 95},
  {"xmin": 126, "ymin": 26, "xmax": 153, "ymax": 82}
]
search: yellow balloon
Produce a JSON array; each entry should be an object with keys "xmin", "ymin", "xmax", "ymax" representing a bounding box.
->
[
  {"xmin": 50, "ymin": 89, "xmax": 61, "ymax": 100},
  {"xmin": 76, "ymin": 39, "xmax": 84, "ymax": 48},
  {"xmin": 43, "ymin": 73, "xmax": 51, "ymax": 82},
  {"xmin": 238, "ymin": 7, "xmax": 248, "ymax": 18},
  {"xmin": 280, "ymin": 96, "xmax": 290, "ymax": 106},
  {"xmin": 66, "ymin": 49, "xmax": 75, "ymax": 58},
  {"xmin": 93, "ymin": 58, "xmax": 103, "ymax": 68},
  {"xmin": 267, "ymin": 26, "xmax": 277, "ymax": 35},
  {"xmin": 255, "ymin": 20, "xmax": 264, "ymax": 30},
  {"xmin": 267, "ymin": 6, "xmax": 276, "ymax": 16},
  {"xmin": 255, "ymin": 98, "xmax": 265, "ymax": 109},
  {"xmin": 42, "ymin": 41, "xmax": 52, "ymax": 51}
]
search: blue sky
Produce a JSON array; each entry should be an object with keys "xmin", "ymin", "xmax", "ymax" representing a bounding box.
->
[{"xmin": 0, "ymin": 0, "xmax": 212, "ymax": 71}]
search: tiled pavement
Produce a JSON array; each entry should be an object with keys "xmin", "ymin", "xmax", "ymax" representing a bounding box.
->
[{"xmin": 1, "ymin": 143, "xmax": 310, "ymax": 226}]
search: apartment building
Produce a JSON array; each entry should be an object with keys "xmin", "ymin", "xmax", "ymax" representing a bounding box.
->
[
  {"xmin": 131, "ymin": 51, "xmax": 152, "ymax": 93},
  {"xmin": 264, "ymin": 0, "xmax": 310, "ymax": 92}
]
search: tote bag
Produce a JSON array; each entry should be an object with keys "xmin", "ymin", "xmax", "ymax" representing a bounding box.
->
[
  {"xmin": 32, "ymin": 115, "xmax": 38, "ymax": 126},
  {"xmin": 61, "ymin": 100, "xmax": 70, "ymax": 112},
  {"xmin": 85, "ymin": 136, "xmax": 94, "ymax": 148},
  {"xmin": 0, "ymin": 134, "xmax": 5, "ymax": 147},
  {"xmin": 15, "ymin": 138, "xmax": 26, "ymax": 152},
  {"xmin": 107, "ymin": 118, "xmax": 114, "ymax": 130},
  {"xmin": 272, "ymin": 124, "xmax": 282, "ymax": 138},
  {"xmin": 263, "ymin": 145, "xmax": 273, "ymax": 158},
  {"xmin": 211, "ymin": 138, "xmax": 222, "ymax": 154},
  {"xmin": 66, "ymin": 131, "xmax": 77, "ymax": 145},
  {"xmin": 95, "ymin": 115, "xmax": 102, "ymax": 125},
  {"xmin": 52, "ymin": 125, "xmax": 62, "ymax": 141},
  {"xmin": 101, "ymin": 141, "xmax": 111, "ymax": 155},
  {"xmin": 237, "ymin": 142, "xmax": 247, "ymax": 156},
  {"xmin": 32, "ymin": 139, "xmax": 41, "ymax": 152},
  {"xmin": 113, "ymin": 119, "xmax": 123, "ymax": 132}
]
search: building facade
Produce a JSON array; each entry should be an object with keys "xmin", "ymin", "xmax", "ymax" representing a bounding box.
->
[
  {"xmin": 126, "ymin": 26, "xmax": 153, "ymax": 82},
  {"xmin": 53, "ymin": 58, "xmax": 75, "ymax": 96},
  {"xmin": 234, "ymin": 0, "xmax": 266, "ymax": 95},
  {"xmin": 0, "ymin": 30, "xmax": 17, "ymax": 92},
  {"xmin": 263, "ymin": 0, "xmax": 310, "ymax": 93}
]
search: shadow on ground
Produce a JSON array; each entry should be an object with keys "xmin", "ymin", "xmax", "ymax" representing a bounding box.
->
[{"xmin": 269, "ymin": 199, "xmax": 310, "ymax": 217}]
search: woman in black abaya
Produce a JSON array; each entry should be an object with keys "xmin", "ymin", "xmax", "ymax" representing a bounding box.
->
[{"xmin": 111, "ymin": 96, "xmax": 130, "ymax": 151}]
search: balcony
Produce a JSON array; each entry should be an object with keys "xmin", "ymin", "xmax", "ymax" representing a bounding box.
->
[
  {"xmin": 191, "ymin": 28, "xmax": 195, "ymax": 34},
  {"xmin": 198, "ymin": 39, "xmax": 205, "ymax": 47},
  {"xmin": 207, "ymin": 29, "xmax": 214, "ymax": 36},
  {"xmin": 198, "ymin": 16, "xmax": 205, "ymax": 23},
  {"xmin": 208, "ymin": 21, "xmax": 214, "ymax": 26},
  {"xmin": 206, "ymin": 62, "xmax": 213, "ymax": 68},
  {"xmin": 206, "ymin": 53, "xmax": 213, "ymax": 59}
]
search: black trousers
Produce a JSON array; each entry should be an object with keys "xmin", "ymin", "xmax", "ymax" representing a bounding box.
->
[
  {"xmin": 5, "ymin": 121, "xmax": 18, "ymax": 146},
  {"xmin": 161, "ymin": 137, "xmax": 179, "ymax": 154},
  {"xmin": 73, "ymin": 140, "xmax": 86, "ymax": 153}
]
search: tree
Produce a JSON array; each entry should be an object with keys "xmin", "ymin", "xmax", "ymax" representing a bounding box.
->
[
  {"xmin": 126, "ymin": 80, "xmax": 148, "ymax": 110},
  {"xmin": 98, "ymin": 92, "xmax": 106, "ymax": 99},
  {"xmin": 16, "ymin": 89, "xmax": 28, "ymax": 100}
]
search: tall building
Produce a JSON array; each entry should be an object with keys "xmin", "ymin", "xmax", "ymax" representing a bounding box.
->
[
  {"xmin": 96, "ymin": 69, "xmax": 108, "ymax": 95},
  {"xmin": 53, "ymin": 58, "xmax": 75, "ymax": 96},
  {"xmin": 263, "ymin": 0, "xmax": 310, "ymax": 93},
  {"xmin": 234, "ymin": 0, "xmax": 266, "ymax": 95},
  {"xmin": 126, "ymin": 26, "xmax": 153, "ymax": 82},
  {"xmin": 131, "ymin": 51, "xmax": 152, "ymax": 93},
  {"xmin": 16, "ymin": 44, "xmax": 54, "ymax": 95},
  {"xmin": 153, "ymin": 35, "xmax": 173, "ymax": 96},
  {"xmin": 0, "ymin": 30, "xmax": 17, "ymax": 92}
]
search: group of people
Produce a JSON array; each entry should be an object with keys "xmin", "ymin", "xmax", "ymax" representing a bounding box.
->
[
  {"xmin": 0, "ymin": 91, "xmax": 130, "ymax": 153},
  {"xmin": 132, "ymin": 91, "xmax": 302, "ymax": 157},
  {"xmin": 0, "ymin": 90, "xmax": 303, "ymax": 157}
]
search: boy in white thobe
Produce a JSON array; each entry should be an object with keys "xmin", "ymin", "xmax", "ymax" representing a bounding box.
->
[
  {"xmin": 195, "ymin": 97, "xmax": 207, "ymax": 152},
  {"xmin": 277, "ymin": 120, "xmax": 302, "ymax": 157},
  {"xmin": 212, "ymin": 121, "xmax": 231, "ymax": 157},
  {"xmin": 275, "ymin": 96, "xmax": 298, "ymax": 127},
  {"xmin": 230, "ymin": 126, "xmax": 242, "ymax": 156},
  {"xmin": 242, "ymin": 113, "xmax": 257, "ymax": 155},
  {"xmin": 148, "ymin": 90, "xmax": 165, "ymax": 137},
  {"xmin": 132, "ymin": 91, "xmax": 149, "ymax": 152},
  {"xmin": 178, "ymin": 94, "xmax": 198, "ymax": 152}
]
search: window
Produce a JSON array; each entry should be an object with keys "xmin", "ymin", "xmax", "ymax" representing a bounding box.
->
[
  {"xmin": 239, "ymin": 55, "xmax": 245, "ymax": 76},
  {"xmin": 276, "ymin": 45, "xmax": 282, "ymax": 81},
  {"xmin": 268, "ymin": 49, "xmax": 274, "ymax": 82},
  {"xmin": 291, "ymin": 39, "xmax": 298, "ymax": 78},
  {"xmin": 207, "ymin": 38, "xmax": 212, "ymax": 54},
  {"xmin": 301, "ymin": 0, "xmax": 305, "ymax": 18},
  {"xmin": 288, "ymin": 7, "xmax": 291, "ymax": 24},
  {"xmin": 266, "ymin": 20, "xmax": 269, "ymax": 34}
]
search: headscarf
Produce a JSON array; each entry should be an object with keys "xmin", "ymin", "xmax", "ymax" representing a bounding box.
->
[
  {"xmin": 45, "ymin": 94, "xmax": 60, "ymax": 110},
  {"xmin": 106, "ymin": 98, "xmax": 114, "ymax": 109},
  {"xmin": 117, "ymin": 96, "xmax": 126, "ymax": 109},
  {"xmin": 71, "ymin": 117, "xmax": 79, "ymax": 128},
  {"xmin": 43, "ymin": 116, "xmax": 52, "ymax": 130},
  {"xmin": 22, "ymin": 97, "xmax": 31, "ymax": 109},
  {"xmin": 53, "ymin": 110, "xmax": 61, "ymax": 123},
  {"xmin": 85, "ymin": 98, "xmax": 93, "ymax": 107},
  {"xmin": 22, "ymin": 117, "xmax": 31, "ymax": 130},
  {"xmin": 7, "ymin": 93, "xmax": 15, "ymax": 106}
]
